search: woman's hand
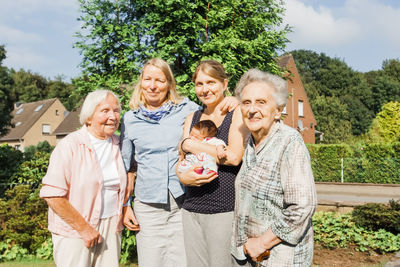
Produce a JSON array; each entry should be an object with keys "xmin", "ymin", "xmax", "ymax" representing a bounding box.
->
[
  {"xmin": 124, "ymin": 172, "xmax": 135, "ymax": 203},
  {"xmin": 178, "ymin": 165, "xmax": 218, "ymax": 187},
  {"xmin": 123, "ymin": 206, "xmax": 140, "ymax": 231},
  {"xmin": 243, "ymin": 237, "xmax": 268, "ymax": 262},
  {"xmin": 78, "ymin": 225, "xmax": 102, "ymax": 248},
  {"xmin": 244, "ymin": 229, "xmax": 281, "ymax": 262},
  {"xmin": 219, "ymin": 96, "xmax": 239, "ymax": 113}
]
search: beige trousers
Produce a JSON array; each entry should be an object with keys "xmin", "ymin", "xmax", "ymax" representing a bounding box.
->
[
  {"xmin": 134, "ymin": 192, "xmax": 186, "ymax": 267},
  {"xmin": 52, "ymin": 215, "xmax": 121, "ymax": 267}
]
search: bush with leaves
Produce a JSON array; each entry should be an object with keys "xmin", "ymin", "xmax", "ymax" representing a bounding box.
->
[
  {"xmin": 23, "ymin": 141, "xmax": 54, "ymax": 161},
  {"xmin": 313, "ymin": 211, "xmax": 400, "ymax": 253},
  {"xmin": 120, "ymin": 228, "xmax": 137, "ymax": 264},
  {"xmin": 352, "ymin": 200, "xmax": 400, "ymax": 234},
  {"xmin": 0, "ymin": 239, "xmax": 32, "ymax": 262},
  {"xmin": 0, "ymin": 144, "xmax": 23, "ymax": 196},
  {"xmin": 10, "ymin": 151, "xmax": 50, "ymax": 188},
  {"xmin": 0, "ymin": 185, "xmax": 49, "ymax": 253}
]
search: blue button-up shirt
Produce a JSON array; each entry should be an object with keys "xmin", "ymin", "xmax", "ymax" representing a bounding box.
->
[{"xmin": 120, "ymin": 98, "xmax": 199, "ymax": 204}]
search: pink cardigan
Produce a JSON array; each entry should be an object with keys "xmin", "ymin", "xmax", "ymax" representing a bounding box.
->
[{"xmin": 40, "ymin": 126, "xmax": 127, "ymax": 238}]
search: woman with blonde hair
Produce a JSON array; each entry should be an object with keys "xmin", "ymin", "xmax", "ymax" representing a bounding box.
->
[{"xmin": 120, "ymin": 58, "xmax": 237, "ymax": 267}]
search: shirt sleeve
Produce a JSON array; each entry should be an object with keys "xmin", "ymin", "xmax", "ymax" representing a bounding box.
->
[
  {"xmin": 40, "ymin": 139, "xmax": 73, "ymax": 198},
  {"xmin": 120, "ymin": 113, "xmax": 136, "ymax": 173},
  {"xmin": 271, "ymin": 136, "xmax": 317, "ymax": 245}
]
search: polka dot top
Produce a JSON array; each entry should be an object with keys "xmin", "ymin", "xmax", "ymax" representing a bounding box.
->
[{"xmin": 182, "ymin": 110, "xmax": 241, "ymax": 214}]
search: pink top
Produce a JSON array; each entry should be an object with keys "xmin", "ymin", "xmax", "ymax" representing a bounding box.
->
[{"xmin": 40, "ymin": 126, "xmax": 127, "ymax": 238}]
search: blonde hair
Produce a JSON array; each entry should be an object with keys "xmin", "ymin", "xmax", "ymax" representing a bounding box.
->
[{"xmin": 129, "ymin": 58, "xmax": 182, "ymax": 110}]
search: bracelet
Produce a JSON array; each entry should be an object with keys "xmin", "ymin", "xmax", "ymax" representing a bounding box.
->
[{"xmin": 180, "ymin": 137, "xmax": 191, "ymax": 154}]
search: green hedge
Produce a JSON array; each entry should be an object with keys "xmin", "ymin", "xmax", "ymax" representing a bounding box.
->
[{"xmin": 307, "ymin": 142, "xmax": 400, "ymax": 184}]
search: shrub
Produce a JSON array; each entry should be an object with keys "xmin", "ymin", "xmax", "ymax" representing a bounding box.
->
[
  {"xmin": 0, "ymin": 239, "xmax": 32, "ymax": 262},
  {"xmin": 0, "ymin": 185, "xmax": 49, "ymax": 253},
  {"xmin": 120, "ymin": 228, "xmax": 137, "ymax": 264},
  {"xmin": 0, "ymin": 144, "xmax": 23, "ymax": 196},
  {"xmin": 313, "ymin": 211, "xmax": 400, "ymax": 253},
  {"xmin": 10, "ymin": 151, "xmax": 50, "ymax": 188},
  {"xmin": 352, "ymin": 200, "xmax": 400, "ymax": 234},
  {"xmin": 307, "ymin": 142, "xmax": 400, "ymax": 183},
  {"xmin": 24, "ymin": 141, "xmax": 54, "ymax": 161},
  {"xmin": 307, "ymin": 144, "xmax": 352, "ymax": 182}
]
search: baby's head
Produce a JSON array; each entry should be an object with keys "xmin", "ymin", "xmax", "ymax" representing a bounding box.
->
[{"xmin": 189, "ymin": 120, "xmax": 218, "ymax": 141}]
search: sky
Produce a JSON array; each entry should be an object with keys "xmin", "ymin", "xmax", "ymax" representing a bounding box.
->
[{"xmin": 1, "ymin": 0, "xmax": 400, "ymax": 81}]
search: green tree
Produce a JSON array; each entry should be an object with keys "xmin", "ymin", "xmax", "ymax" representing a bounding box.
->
[
  {"xmin": 368, "ymin": 101, "xmax": 400, "ymax": 143},
  {"xmin": 291, "ymin": 49, "xmax": 375, "ymax": 138},
  {"xmin": 74, "ymin": 0, "xmax": 291, "ymax": 102},
  {"xmin": 47, "ymin": 76, "xmax": 79, "ymax": 110},
  {"xmin": 0, "ymin": 45, "xmax": 14, "ymax": 137},
  {"xmin": 311, "ymin": 95, "xmax": 352, "ymax": 143},
  {"xmin": 370, "ymin": 76, "xmax": 400, "ymax": 115},
  {"xmin": 11, "ymin": 70, "xmax": 48, "ymax": 103},
  {"xmin": 382, "ymin": 59, "xmax": 400, "ymax": 83}
]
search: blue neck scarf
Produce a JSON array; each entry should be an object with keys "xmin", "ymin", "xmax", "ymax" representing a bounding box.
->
[{"xmin": 139, "ymin": 101, "xmax": 173, "ymax": 121}]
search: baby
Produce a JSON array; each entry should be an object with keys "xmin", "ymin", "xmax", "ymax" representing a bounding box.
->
[{"xmin": 178, "ymin": 120, "xmax": 226, "ymax": 175}]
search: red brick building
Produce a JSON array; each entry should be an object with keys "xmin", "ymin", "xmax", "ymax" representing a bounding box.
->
[{"xmin": 277, "ymin": 54, "xmax": 317, "ymax": 144}]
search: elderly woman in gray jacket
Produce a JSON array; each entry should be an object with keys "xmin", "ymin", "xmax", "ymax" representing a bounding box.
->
[{"xmin": 231, "ymin": 69, "xmax": 317, "ymax": 267}]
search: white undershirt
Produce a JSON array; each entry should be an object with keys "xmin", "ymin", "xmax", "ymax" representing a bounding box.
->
[{"xmin": 89, "ymin": 133, "xmax": 120, "ymax": 219}]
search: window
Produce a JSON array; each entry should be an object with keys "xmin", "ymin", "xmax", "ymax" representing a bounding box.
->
[
  {"xmin": 15, "ymin": 145, "xmax": 21, "ymax": 150},
  {"xmin": 16, "ymin": 108, "xmax": 24, "ymax": 115},
  {"xmin": 298, "ymin": 100, "xmax": 304, "ymax": 117},
  {"xmin": 42, "ymin": 124, "xmax": 51, "ymax": 134},
  {"xmin": 282, "ymin": 106, "xmax": 287, "ymax": 114},
  {"xmin": 55, "ymin": 109, "xmax": 59, "ymax": 116},
  {"xmin": 34, "ymin": 104, "xmax": 43, "ymax": 112},
  {"xmin": 15, "ymin": 122, "xmax": 22, "ymax": 127}
]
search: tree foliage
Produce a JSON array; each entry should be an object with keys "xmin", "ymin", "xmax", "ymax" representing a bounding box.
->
[
  {"xmin": 291, "ymin": 49, "xmax": 400, "ymax": 142},
  {"xmin": 0, "ymin": 45, "xmax": 14, "ymax": 137},
  {"xmin": 0, "ymin": 144, "xmax": 23, "ymax": 196},
  {"xmin": 74, "ymin": 0, "xmax": 291, "ymax": 102},
  {"xmin": 10, "ymin": 70, "xmax": 78, "ymax": 111},
  {"xmin": 311, "ymin": 95, "xmax": 352, "ymax": 143},
  {"xmin": 368, "ymin": 101, "xmax": 400, "ymax": 143}
]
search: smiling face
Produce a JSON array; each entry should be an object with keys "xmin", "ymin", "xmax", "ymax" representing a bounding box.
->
[
  {"xmin": 87, "ymin": 94, "xmax": 120, "ymax": 140},
  {"xmin": 141, "ymin": 65, "xmax": 170, "ymax": 110},
  {"xmin": 240, "ymin": 81, "xmax": 282, "ymax": 144},
  {"xmin": 194, "ymin": 70, "xmax": 227, "ymax": 108}
]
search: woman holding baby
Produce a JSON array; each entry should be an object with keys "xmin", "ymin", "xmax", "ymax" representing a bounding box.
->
[
  {"xmin": 120, "ymin": 58, "xmax": 245, "ymax": 267},
  {"xmin": 177, "ymin": 60, "xmax": 248, "ymax": 267}
]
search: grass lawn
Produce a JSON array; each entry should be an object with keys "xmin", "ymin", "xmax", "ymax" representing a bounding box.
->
[{"xmin": 0, "ymin": 260, "xmax": 138, "ymax": 267}]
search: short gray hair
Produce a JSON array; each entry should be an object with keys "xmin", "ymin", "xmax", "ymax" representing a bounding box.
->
[
  {"xmin": 235, "ymin": 69, "xmax": 288, "ymax": 107},
  {"xmin": 79, "ymin": 89, "xmax": 121, "ymax": 125}
]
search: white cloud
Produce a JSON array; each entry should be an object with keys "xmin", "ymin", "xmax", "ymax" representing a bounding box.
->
[
  {"xmin": 283, "ymin": 0, "xmax": 361, "ymax": 47},
  {"xmin": 3, "ymin": 46, "xmax": 48, "ymax": 71},
  {"xmin": 343, "ymin": 0, "xmax": 400, "ymax": 49},
  {"xmin": 0, "ymin": 25, "xmax": 43, "ymax": 44}
]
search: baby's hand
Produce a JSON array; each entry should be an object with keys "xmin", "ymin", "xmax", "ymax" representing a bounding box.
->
[{"xmin": 216, "ymin": 145, "xmax": 227, "ymax": 160}]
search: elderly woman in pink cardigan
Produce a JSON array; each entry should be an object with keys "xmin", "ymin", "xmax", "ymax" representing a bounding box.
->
[{"xmin": 40, "ymin": 90, "xmax": 127, "ymax": 267}]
